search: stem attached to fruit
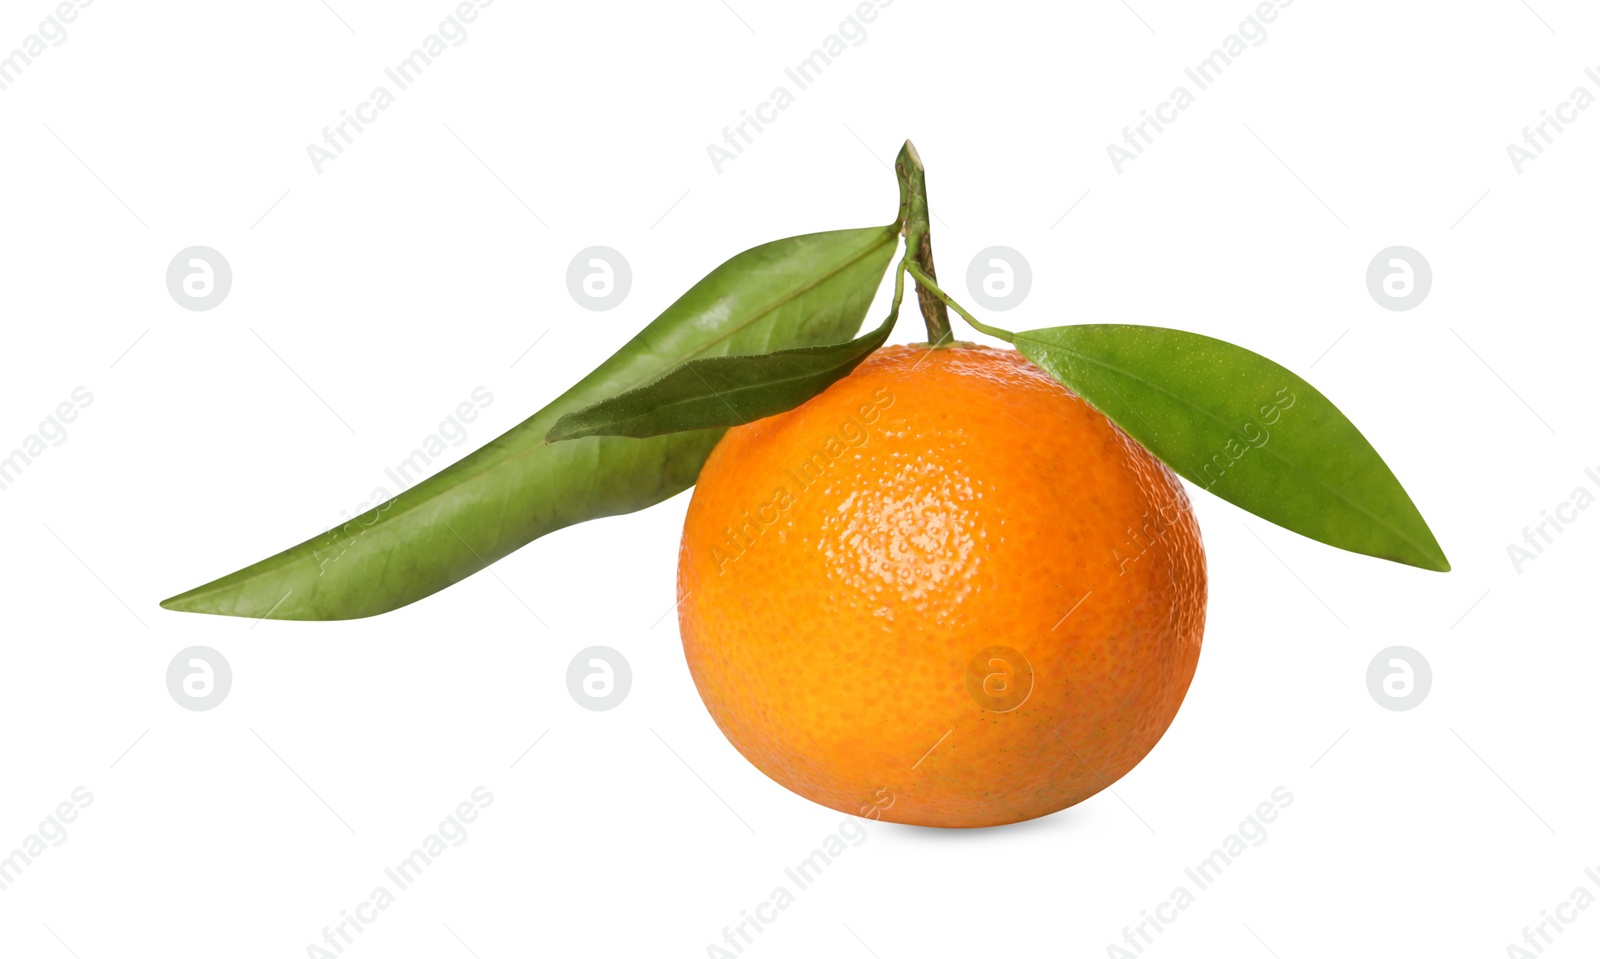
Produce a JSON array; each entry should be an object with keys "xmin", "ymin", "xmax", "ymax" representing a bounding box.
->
[
  {"xmin": 887, "ymin": 256, "xmax": 909, "ymax": 325},
  {"xmin": 894, "ymin": 141, "xmax": 954, "ymax": 347},
  {"xmin": 904, "ymin": 261, "xmax": 1015, "ymax": 342}
]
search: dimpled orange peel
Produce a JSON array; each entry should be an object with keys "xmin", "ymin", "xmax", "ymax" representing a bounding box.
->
[{"xmin": 676, "ymin": 343, "xmax": 1206, "ymax": 828}]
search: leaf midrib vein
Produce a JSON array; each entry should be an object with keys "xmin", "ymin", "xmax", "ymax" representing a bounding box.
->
[
  {"xmin": 181, "ymin": 229, "xmax": 898, "ymax": 600},
  {"xmin": 1017, "ymin": 332, "xmax": 1436, "ymax": 561}
]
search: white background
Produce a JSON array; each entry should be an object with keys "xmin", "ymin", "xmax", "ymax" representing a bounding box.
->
[{"xmin": 1, "ymin": 1, "xmax": 1597, "ymax": 956}]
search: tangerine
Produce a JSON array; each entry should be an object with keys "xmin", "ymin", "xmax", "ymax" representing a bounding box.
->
[{"xmin": 677, "ymin": 343, "xmax": 1206, "ymax": 827}]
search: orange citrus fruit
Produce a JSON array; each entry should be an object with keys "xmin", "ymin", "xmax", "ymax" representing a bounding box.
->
[{"xmin": 677, "ymin": 343, "xmax": 1206, "ymax": 828}]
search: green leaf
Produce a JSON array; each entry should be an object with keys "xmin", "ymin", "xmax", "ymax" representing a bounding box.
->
[
  {"xmin": 545, "ymin": 269, "xmax": 905, "ymax": 442},
  {"xmin": 161, "ymin": 224, "xmax": 900, "ymax": 620},
  {"xmin": 1013, "ymin": 324, "xmax": 1449, "ymax": 572}
]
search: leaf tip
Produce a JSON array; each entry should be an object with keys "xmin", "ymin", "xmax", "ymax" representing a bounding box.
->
[
  {"xmin": 1395, "ymin": 537, "xmax": 1450, "ymax": 573},
  {"xmin": 1410, "ymin": 520, "xmax": 1451, "ymax": 573},
  {"xmin": 159, "ymin": 589, "xmax": 200, "ymax": 614},
  {"xmin": 160, "ymin": 581, "xmax": 236, "ymax": 616}
]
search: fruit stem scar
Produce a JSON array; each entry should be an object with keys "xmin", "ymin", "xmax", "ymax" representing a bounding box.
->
[
  {"xmin": 904, "ymin": 261, "xmax": 1014, "ymax": 342},
  {"xmin": 894, "ymin": 140, "xmax": 955, "ymax": 348}
]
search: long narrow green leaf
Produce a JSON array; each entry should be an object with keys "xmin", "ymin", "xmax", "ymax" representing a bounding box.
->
[
  {"xmin": 545, "ymin": 272, "xmax": 904, "ymax": 442},
  {"xmin": 1014, "ymin": 324, "xmax": 1449, "ymax": 572},
  {"xmin": 161, "ymin": 225, "xmax": 899, "ymax": 620}
]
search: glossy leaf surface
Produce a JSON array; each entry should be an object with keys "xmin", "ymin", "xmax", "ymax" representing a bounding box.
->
[
  {"xmin": 1014, "ymin": 324, "xmax": 1449, "ymax": 572},
  {"xmin": 545, "ymin": 293, "xmax": 901, "ymax": 442},
  {"xmin": 162, "ymin": 225, "xmax": 899, "ymax": 619}
]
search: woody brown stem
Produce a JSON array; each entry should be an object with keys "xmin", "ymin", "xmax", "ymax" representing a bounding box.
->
[{"xmin": 894, "ymin": 140, "xmax": 953, "ymax": 347}]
